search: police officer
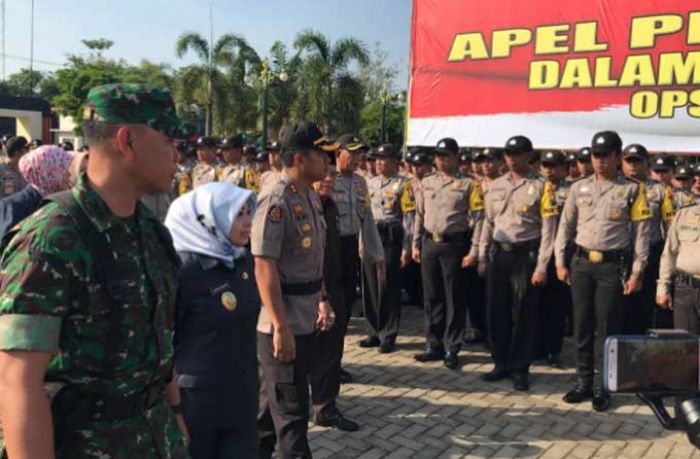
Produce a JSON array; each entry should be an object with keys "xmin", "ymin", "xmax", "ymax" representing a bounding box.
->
[
  {"xmin": 413, "ymin": 138, "xmax": 483, "ymax": 369},
  {"xmin": 192, "ymin": 136, "xmax": 222, "ymax": 189},
  {"xmin": 362, "ymin": 144, "xmax": 415, "ymax": 353},
  {"xmin": 252, "ymin": 121, "xmax": 334, "ymax": 458},
  {"xmin": 219, "ymin": 135, "xmax": 260, "ymax": 192},
  {"xmin": 0, "ymin": 136, "xmax": 28, "ymax": 198},
  {"xmin": 555, "ymin": 131, "xmax": 651, "ymax": 412},
  {"xmin": 0, "ymin": 83, "xmax": 189, "ymax": 457},
  {"xmin": 657, "ymin": 200, "xmax": 700, "ymax": 333},
  {"xmin": 478, "ymin": 136, "xmax": 558, "ymax": 390},
  {"xmin": 621, "ymin": 144, "xmax": 674, "ymax": 332},
  {"xmin": 691, "ymin": 164, "xmax": 700, "ymax": 197},
  {"xmin": 566, "ymin": 151, "xmax": 581, "ymax": 181},
  {"xmin": 576, "ymin": 146, "xmax": 593, "ymax": 178},
  {"xmin": 332, "ymin": 134, "xmax": 385, "ymax": 380},
  {"xmin": 173, "ymin": 141, "xmax": 194, "ymax": 197},
  {"xmin": 650, "ymin": 154, "xmax": 675, "ymax": 186},
  {"xmin": 534, "ymin": 150, "xmax": 572, "ymax": 367},
  {"xmin": 260, "ymin": 141, "xmax": 284, "ymax": 189},
  {"xmin": 673, "ymin": 164, "xmax": 695, "ymax": 208},
  {"xmin": 458, "ymin": 148, "xmax": 472, "ymax": 176},
  {"xmin": 254, "ymin": 149, "xmax": 271, "ymax": 175}
]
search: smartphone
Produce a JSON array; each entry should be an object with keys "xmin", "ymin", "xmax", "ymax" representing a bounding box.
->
[{"xmin": 604, "ymin": 334, "xmax": 700, "ymax": 393}]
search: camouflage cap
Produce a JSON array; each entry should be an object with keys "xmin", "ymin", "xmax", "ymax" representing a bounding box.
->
[{"xmin": 84, "ymin": 83, "xmax": 190, "ymax": 138}]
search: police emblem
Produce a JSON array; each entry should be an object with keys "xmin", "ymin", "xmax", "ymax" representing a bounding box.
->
[
  {"xmin": 267, "ymin": 205, "xmax": 282, "ymax": 222},
  {"xmin": 221, "ymin": 291, "xmax": 238, "ymax": 311},
  {"xmin": 302, "ymin": 223, "xmax": 312, "ymax": 232},
  {"xmin": 302, "ymin": 237, "xmax": 312, "ymax": 248},
  {"xmin": 292, "ymin": 203, "xmax": 304, "ymax": 217}
]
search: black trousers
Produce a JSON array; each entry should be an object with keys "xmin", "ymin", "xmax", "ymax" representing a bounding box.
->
[
  {"xmin": 187, "ymin": 422, "xmax": 257, "ymax": 459},
  {"xmin": 463, "ymin": 265, "xmax": 486, "ymax": 337},
  {"xmin": 258, "ymin": 333, "xmax": 312, "ymax": 459},
  {"xmin": 673, "ymin": 283, "xmax": 700, "ymax": 333},
  {"xmin": 486, "ymin": 245, "xmax": 541, "ymax": 374},
  {"xmin": 624, "ymin": 241, "xmax": 664, "ymax": 333},
  {"xmin": 534, "ymin": 260, "xmax": 570, "ymax": 357},
  {"xmin": 401, "ymin": 260, "xmax": 423, "ymax": 307},
  {"xmin": 570, "ymin": 254, "xmax": 626, "ymax": 386},
  {"xmin": 339, "ymin": 235, "xmax": 360, "ymax": 327},
  {"xmin": 309, "ymin": 299, "xmax": 346, "ymax": 422},
  {"xmin": 421, "ymin": 237, "xmax": 468, "ymax": 353},
  {"xmin": 362, "ymin": 232, "xmax": 403, "ymax": 343}
]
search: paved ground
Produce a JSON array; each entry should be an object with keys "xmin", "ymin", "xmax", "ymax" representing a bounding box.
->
[{"xmin": 308, "ymin": 306, "xmax": 700, "ymax": 458}]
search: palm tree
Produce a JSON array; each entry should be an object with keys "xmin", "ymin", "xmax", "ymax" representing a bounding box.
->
[
  {"xmin": 175, "ymin": 32, "xmax": 257, "ymax": 135},
  {"xmin": 293, "ymin": 30, "xmax": 369, "ymax": 134}
]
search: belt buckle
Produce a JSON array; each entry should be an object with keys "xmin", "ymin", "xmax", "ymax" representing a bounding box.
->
[
  {"xmin": 501, "ymin": 242, "xmax": 513, "ymax": 252},
  {"xmin": 432, "ymin": 233, "xmax": 443, "ymax": 243},
  {"xmin": 588, "ymin": 250, "xmax": 603, "ymax": 263}
]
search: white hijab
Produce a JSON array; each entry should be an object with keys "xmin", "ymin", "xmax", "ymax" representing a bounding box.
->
[{"xmin": 165, "ymin": 182, "xmax": 255, "ymax": 268}]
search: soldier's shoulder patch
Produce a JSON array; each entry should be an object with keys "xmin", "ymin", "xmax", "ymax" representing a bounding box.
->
[{"xmin": 267, "ymin": 205, "xmax": 283, "ymax": 222}]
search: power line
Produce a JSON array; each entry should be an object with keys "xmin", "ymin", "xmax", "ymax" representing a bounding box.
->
[{"xmin": 0, "ymin": 53, "xmax": 63, "ymax": 67}]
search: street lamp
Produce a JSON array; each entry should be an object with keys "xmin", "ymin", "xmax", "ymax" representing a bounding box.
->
[
  {"xmin": 377, "ymin": 84, "xmax": 406, "ymax": 144},
  {"xmin": 253, "ymin": 58, "xmax": 289, "ymax": 148}
]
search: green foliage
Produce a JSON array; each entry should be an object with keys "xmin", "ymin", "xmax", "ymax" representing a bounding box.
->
[{"xmin": 0, "ymin": 69, "xmax": 59, "ymax": 99}]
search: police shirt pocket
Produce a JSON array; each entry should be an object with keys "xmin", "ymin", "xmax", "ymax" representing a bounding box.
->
[
  {"xmin": 606, "ymin": 198, "xmax": 629, "ymax": 221},
  {"xmin": 678, "ymin": 228, "xmax": 700, "ymax": 243}
]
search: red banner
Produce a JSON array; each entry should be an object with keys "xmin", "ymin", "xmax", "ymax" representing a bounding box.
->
[{"xmin": 409, "ymin": 0, "xmax": 700, "ymax": 151}]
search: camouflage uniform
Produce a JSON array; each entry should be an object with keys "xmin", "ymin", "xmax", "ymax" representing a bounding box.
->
[{"xmin": 0, "ymin": 83, "xmax": 189, "ymax": 458}]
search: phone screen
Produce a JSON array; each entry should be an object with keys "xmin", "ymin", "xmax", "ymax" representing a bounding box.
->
[{"xmin": 605, "ymin": 336, "xmax": 700, "ymax": 393}]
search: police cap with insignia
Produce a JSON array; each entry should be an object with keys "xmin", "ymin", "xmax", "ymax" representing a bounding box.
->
[
  {"xmin": 540, "ymin": 150, "xmax": 566, "ymax": 165},
  {"xmin": 622, "ymin": 144, "xmax": 649, "ymax": 161},
  {"xmin": 675, "ymin": 165, "xmax": 692, "ymax": 180},
  {"xmin": 481, "ymin": 147, "xmax": 503, "ymax": 161},
  {"xmin": 243, "ymin": 144, "xmax": 258, "ymax": 157},
  {"xmin": 375, "ymin": 143, "xmax": 400, "ymax": 159},
  {"xmin": 409, "ymin": 146, "xmax": 433, "ymax": 165},
  {"xmin": 577, "ymin": 147, "xmax": 591, "ymax": 162},
  {"xmin": 504, "ymin": 135, "xmax": 533, "ymax": 155},
  {"xmin": 267, "ymin": 141, "xmax": 281, "ymax": 152},
  {"xmin": 279, "ymin": 121, "xmax": 327, "ymax": 152},
  {"xmin": 435, "ymin": 137, "xmax": 459, "ymax": 155},
  {"xmin": 650, "ymin": 153, "xmax": 675, "ymax": 171},
  {"xmin": 6, "ymin": 136, "xmax": 28, "ymax": 157},
  {"xmin": 219, "ymin": 134, "xmax": 245, "ymax": 150},
  {"xmin": 336, "ymin": 134, "xmax": 364, "ymax": 152},
  {"xmin": 254, "ymin": 150, "xmax": 269, "ymax": 163},
  {"xmin": 197, "ymin": 136, "xmax": 217, "ymax": 148},
  {"xmin": 591, "ymin": 130, "xmax": 622, "ymax": 154},
  {"xmin": 458, "ymin": 147, "xmax": 472, "ymax": 163}
]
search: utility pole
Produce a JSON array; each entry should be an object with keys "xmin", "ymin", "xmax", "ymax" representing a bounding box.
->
[
  {"xmin": 205, "ymin": 3, "xmax": 213, "ymax": 136},
  {"xmin": 29, "ymin": 0, "xmax": 35, "ymax": 95},
  {"xmin": 2, "ymin": 0, "xmax": 5, "ymax": 81}
]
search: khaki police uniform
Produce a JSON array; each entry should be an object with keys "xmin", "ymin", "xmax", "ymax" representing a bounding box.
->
[
  {"xmin": 220, "ymin": 163, "xmax": 260, "ymax": 192},
  {"xmin": 413, "ymin": 171, "xmax": 483, "ymax": 355},
  {"xmin": 252, "ymin": 172, "xmax": 325, "ymax": 458},
  {"xmin": 191, "ymin": 161, "xmax": 222, "ymax": 189},
  {"xmin": 363, "ymin": 172, "xmax": 415, "ymax": 345},
  {"xmin": 555, "ymin": 173, "xmax": 651, "ymax": 389},
  {"xmin": 657, "ymin": 203, "xmax": 700, "ymax": 332},
  {"xmin": 479, "ymin": 171, "xmax": 558, "ymax": 378}
]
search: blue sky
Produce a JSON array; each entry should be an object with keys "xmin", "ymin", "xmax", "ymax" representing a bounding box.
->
[{"xmin": 4, "ymin": 0, "xmax": 411, "ymax": 87}]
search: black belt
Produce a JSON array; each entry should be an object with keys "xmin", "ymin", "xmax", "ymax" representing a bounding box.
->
[
  {"xmin": 281, "ymin": 278, "xmax": 323, "ymax": 296},
  {"xmin": 676, "ymin": 272, "xmax": 700, "ymax": 289},
  {"xmin": 575, "ymin": 245, "xmax": 628, "ymax": 264},
  {"xmin": 425, "ymin": 231, "xmax": 470, "ymax": 243},
  {"xmin": 495, "ymin": 239, "xmax": 539, "ymax": 253}
]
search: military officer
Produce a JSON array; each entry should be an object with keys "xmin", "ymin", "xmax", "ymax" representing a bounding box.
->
[
  {"xmin": 413, "ymin": 138, "xmax": 484, "ymax": 369},
  {"xmin": 621, "ymin": 144, "xmax": 674, "ymax": 332},
  {"xmin": 192, "ymin": 136, "xmax": 222, "ymax": 189},
  {"xmin": 576, "ymin": 147, "xmax": 593, "ymax": 178},
  {"xmin": 534, "ymin": 150, "xmax": 572, "ymax": 367},
  {"xmin": 253, "ymin": 121, "xmax": 334, "ymax": 458},
  {"xmin": 555, "ymin": 131, "xmax": 651, "ymax": 412},
  {"xmin": 219, "ymin": 135, "xmax": 260, "ymax": 192},
  {"xmin": 361, "ymin": 144, "xmax": 415, "ymax": 353},
  {"xmin": 478, "ymin": 136, "xmax": 558, "ymax": 390},
  {"xmin": 0, "ymin": 136, "xmax": 28, "ymax": 198},
  {"xmin": 332, "ymin": 134, "xmax": 385, "ymax": 381},
  {"xmin": 0, "ymin": 83, "xmax": 189, "ymax": 457},
  {"xmin": 657, "ymin": 200, "xmax": 700, "ymax": 333}
]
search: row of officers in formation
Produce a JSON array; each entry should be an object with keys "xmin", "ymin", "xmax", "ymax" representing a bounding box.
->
[{"xmin": 169, "ymin": 126, "xmax": 700, "ymax": 420}]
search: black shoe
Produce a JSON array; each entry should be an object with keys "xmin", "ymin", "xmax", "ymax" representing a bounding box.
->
[
  {"xmin": 512, "ymin": 373, "xmax": 530, "ymax": 391},
  {"xmin": 314, "ymin": 412, "xmax": 360, "ymax": 432},
  {"xmin": 481, "ymin": 368, "xmax": 509, "ymax": 382},
  {"xmin": 413, "ymin": 348, "xmax": 445, "ymax": 362},
  {"xmin": 443, "ymin": 352, "xmax": 459, "ymax": 369},
  {"xmin": 358, "ymin": 336, "xmax": 380, "ymax": 348},
  {"xmin": 547, "ymin": 354, "xmax": 562, "ymax": 368},
  {"xmin": 592, "ymin": 387, "xmax": 611, "ymax": 412},
  {"xmin": 378, "ymin": 341, "xmax": 395, "ymax": 354},
  {"xmin": 463, "ymin": 330, "xmax": 483, "ymax": 344},
  {"xmin": 563, "ymin": 382, "xmax": 593, "ymax": 404},
  {"xmin": 339, "ymin": 368, "xmax": 352, "ymax": 384}
]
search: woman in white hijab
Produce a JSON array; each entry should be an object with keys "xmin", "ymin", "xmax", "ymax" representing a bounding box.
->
[{"xmin": 165, "ymin": 182, "xmax": 259, "ymax": 459}]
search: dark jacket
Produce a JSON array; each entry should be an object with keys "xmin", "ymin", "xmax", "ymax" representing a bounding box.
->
[
  {"xmin": 174, "ymin": 251, "xmax": 260, "ymax": 429},
  {"xmin": 322, "ymin": 196, "xmax": 345, "ymax": 313},
  {"xmin": 0, "ymin": 185, "xmax": 42, "ymax": 240}
]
